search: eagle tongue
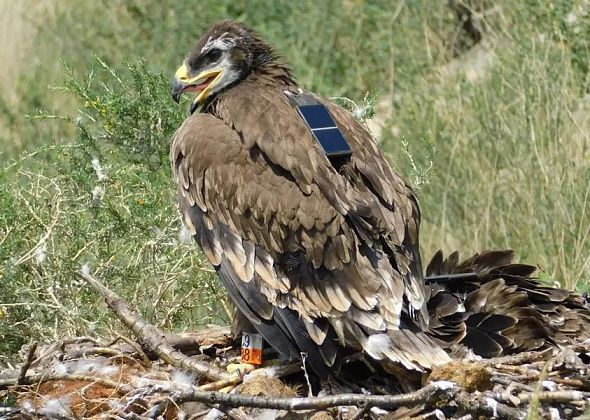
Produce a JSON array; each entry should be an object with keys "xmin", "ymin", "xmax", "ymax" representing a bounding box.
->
[{"xmin": 189, "ymin": 78, "xmax": 215, "ymax": 114}]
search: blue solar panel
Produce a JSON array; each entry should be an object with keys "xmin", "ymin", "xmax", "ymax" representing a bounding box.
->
[
  {"xmin": 297, "ymin": 104, "xmax": 352, "ymax": 160},
  {"xmin": 297, "ymin": 104, "xmax": 335, "ymax": 129},
  {"xmin": 312, "ymin": 128, "xmax": 352, "ymax": 157}
]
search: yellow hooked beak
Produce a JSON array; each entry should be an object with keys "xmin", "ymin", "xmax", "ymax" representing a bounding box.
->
[{"xmin": 171, "ymin": 63, "xmax": 223, "ymax": 112}]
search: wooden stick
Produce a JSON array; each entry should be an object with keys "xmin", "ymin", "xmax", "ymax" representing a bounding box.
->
[
  {"xmin": 483, "ymin": 348, "xmax": 552, "ymax": 366},
  {"xmin": 491, "ymin": 375, "xmax": 536, "ymax": 392},
  {"xmin": 349, "ymin": 404, "xmax": 370, "ymax": 420},
  {"xmin": 170, "ymin": 381, "xmax": 456, "ymax": 411},
  {"xmin": 77, "ymin": 268, "xmax": 230, "ymax": 382},
  {"xmin": 197, "ymin": 376, "xmax": 242, "ymax": 391},
  {"xmin": 165, "ymin": 328, "xmax": 233, "ymax": 353},
  {"xmin": 218, "ymin": 407, "xmax": 253, "ymax": 420},
  {"xmin": 453, "ymin": 391, "xmax": 523, "ymax": 419},
  {"xmin": 111, "ymin": 333, "xmax": 152, "ymax": 367},
  {"xmin": 517, "ymin": 390, "xmax": 587, "ymax": 404},
  {"xmin": 17, "ymin": 342, "xmax": 37, "ymax": 385}
]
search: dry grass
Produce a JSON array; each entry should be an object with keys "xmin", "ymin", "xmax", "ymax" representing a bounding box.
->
[
  {"xmin": 415, "ymin": 33, "xmax": 590, "ymax": 290},
  {"xmin": 377, "ymin": 3, "xmax": 590, "ymax": 290},
  {"xmin": 0, "ymin": 0, "xmax": 63, "ymax": 152}
]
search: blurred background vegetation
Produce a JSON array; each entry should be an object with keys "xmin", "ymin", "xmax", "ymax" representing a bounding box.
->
[{"xmin": 1, "ymin": 0, "xmax": 589, "ymax": 361}]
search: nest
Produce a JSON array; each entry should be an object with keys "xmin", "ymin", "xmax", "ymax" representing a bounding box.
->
[{"xmin": 1, "ymin": 270, "xmax": 590, "ymax": 419}]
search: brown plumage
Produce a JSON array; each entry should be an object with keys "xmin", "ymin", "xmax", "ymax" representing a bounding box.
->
[
  {"xmin": 425, "ymin": 250, "xmax": 590, "ymax": 359},
  {"xmin": 169, "ymin": 21, "xmax": 449, "ymax": 377}
]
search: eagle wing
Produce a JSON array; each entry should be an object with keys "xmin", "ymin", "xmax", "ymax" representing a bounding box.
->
[
  {"xmin": 321, "ymin": 98, "xmax": 426, "ymax": 317},
  {"xmin": 172, "ymin": 88, "xmax": 448, "ymax": 375},
  {"xmin": 215, "ymin": 85, "xmax": 427, "ymax": 316}
]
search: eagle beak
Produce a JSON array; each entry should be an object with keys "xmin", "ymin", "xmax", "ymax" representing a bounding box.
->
[
  {"xmin": 171, "ymin": 63, "xmax": 222, "ymax": 113},
  {"xmin": 171, "ymin": 77, "xmax": 186, "ymax": 103}
]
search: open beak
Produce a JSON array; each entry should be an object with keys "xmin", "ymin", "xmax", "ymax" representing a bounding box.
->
[{"xmin": 171, "ymin": 63, "xmax": 222, "ymax": 113}]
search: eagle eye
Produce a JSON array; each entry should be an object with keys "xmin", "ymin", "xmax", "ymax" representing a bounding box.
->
[{"xmin": 206, "ymin": 48, "xmax": 222, "ymax": 62}]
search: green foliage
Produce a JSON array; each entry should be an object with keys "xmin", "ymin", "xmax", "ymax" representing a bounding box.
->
[
  {"xmin": 1, "ymin": 0, "xmax": 590, "ymax": 360},
  {"xmin": 0, "ymin": 60, "xmax": 226, "ymax": 358}
]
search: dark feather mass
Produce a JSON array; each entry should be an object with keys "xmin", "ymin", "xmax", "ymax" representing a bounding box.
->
[
  {"xmin": 426, "ymin": 250, "xmax": 590, "ymax": 359},
  {"xmin": 170, "ymin": 21, "xmax": 590, "ymax": 377}
]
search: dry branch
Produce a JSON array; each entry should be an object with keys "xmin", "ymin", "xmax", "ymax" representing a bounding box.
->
[
  {"xmin": 76, "ymin": 268, "xmax": 230, "ymax": 382},
  {"xmin": 483, "ymin": 348, "xmax": 553, "ymax": 366},
  {"xmin": 170, "ymin": 381, "xmax": 457, "ymax": 411},
  {"xmin": 517, "ymin": 390, "xmax": 587, "ymax": 404},
  {"xmin": 17, "ymin": 342, "xmax": 37, "ymax": 385},
  {"xmin": 165, "ymin": 328, "xmax": 233, "ymax": 353},
  {"xmin": 453, "ymin": 391, "xmax": 523, "ymax": 419}
]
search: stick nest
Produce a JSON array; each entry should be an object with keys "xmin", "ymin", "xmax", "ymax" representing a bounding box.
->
[{"xmin": 1, "ymin": 271, "xmax": 589, "ymax": 419}]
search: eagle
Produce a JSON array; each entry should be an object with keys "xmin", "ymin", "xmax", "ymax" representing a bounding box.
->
[
  {"xmin": 169, "ymin": 21, "xmax": 449, "ymax": 377},
  {"xmin": 168, "ymin": 21, "xmax": 590, "ymax": 377}
]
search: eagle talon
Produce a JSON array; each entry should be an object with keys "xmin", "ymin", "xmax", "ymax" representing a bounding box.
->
[{"xmin": 226, "ymin": 362, "xmax": 257, "ymax": 376}]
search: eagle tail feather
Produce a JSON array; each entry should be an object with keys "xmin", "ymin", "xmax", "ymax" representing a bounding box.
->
[
  {"xmin": 273, "ymin": 308, "xmax": 338, "ymax": 379},
  {"xmin": 426, "ymin": 249, "xmax": 590, "ymax": 357}
]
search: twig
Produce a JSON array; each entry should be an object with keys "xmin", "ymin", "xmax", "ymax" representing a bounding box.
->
[
  {"xmin": 165, "ymin": 328, "xmax": 233, "ymax": 353},
  {"xmin": 493, "ymin": 364, "xmax": 540, "ymax": 376},
  {"xmin": 192, "ymin": 409, "xmax": 211, "ymax": 418},
  {"xmin": 551, "ymin": 376, "xmax": 588, "ymax": 389},
  {"xmin": 453, "ymin": 391, "xmax": 523, "ymax": 419},
  {"xmin": 123, "ymin": 413, "xmax": 151, "ymax": 420},
  {"xmin": 526, "ymin": 351, "xmax": 554, "ymax": 418},
  {"xmin": 518, "ymin": 390, "xmax": 587, "ymax": 404},
  {"xmin": 218, "ymin": 407, "xmax": 253, "ymax": 420},
  {"xmin": 415, "ymin": 410, "xmax": 449, "ymax": 420},
  {"xmin": 66, "ymin": 346, "xmax": 128, "ymax": 359},
  {"xmin": 300, "ymin": 352, "xmax": 313, "ymax": 397},
  {"xmin": 200, "ymin": 361, "xmax": 301, "ymax": 392},
  {"xmin": 350, "ymin": 404, "xmax": 370, "ymax": 420},
  {"xmin": 31, "ymin": 336, "xmax": 101, "ymax": 368},
  {"xmin": 18, "ymin": 342, "xmax": 38, "ymax": 385},
  {"xmin": 14, "ymin": 180, "xmax": 62, "ymax": 267},
  {"xmin": 197, "ymin": 376, "xmax": 242, "ymax": 391},
  {"xmin": 483, "ymin": 348, "xmax": 552, "ymax": 366},
  {"xmin": 491, "ymin": 375, "xmax": 535, "ymax": 392},
  {"xmin": 109, "ymin": 333, "xmax": 152, "ymax": 368},
  {"xmin": 76, "ymin": 268, "xmax": 230, "ymax": 382},
  {"xmin": 171, "ymin": 381, "xmax": 456, "ymax": 411}
]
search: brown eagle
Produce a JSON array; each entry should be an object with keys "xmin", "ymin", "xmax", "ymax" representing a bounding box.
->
[
  {"xmin": 169, "ymin": 21, "xmax": 590, "ymax": 377},
  {"xmin": 169, "ymin": 21, "xmax": 449, "ymax": 377}
]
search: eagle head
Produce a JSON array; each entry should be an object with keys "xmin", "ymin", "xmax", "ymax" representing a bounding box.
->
[{"xmin": 171, "ymin": 21, "xmax": 277, "ymax": 114}]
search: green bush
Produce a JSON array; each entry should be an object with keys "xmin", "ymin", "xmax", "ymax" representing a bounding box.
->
[{"xmin": 0, "ymin": 61, "xmax": 226, "ymax": 358}]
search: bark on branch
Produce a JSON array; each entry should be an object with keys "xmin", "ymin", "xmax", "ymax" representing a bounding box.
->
[
  {"xmin": 76, "ymin": 268, "xmax": 230, "ymax": 382},
  {"xmin": 170, "ymin": 381, "xmax": 457, "ymax": 411}
]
